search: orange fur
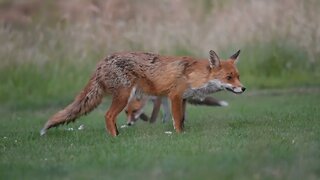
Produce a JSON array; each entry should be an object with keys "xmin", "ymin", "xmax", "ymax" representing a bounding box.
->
[{"xmin": 41, "ymin": 50, "xmax": 245, "ymax": 137}]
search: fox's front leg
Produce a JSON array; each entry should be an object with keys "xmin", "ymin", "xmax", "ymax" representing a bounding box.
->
[
  {"xmin": 169, "ymin": 95, "xmax": 184, "ymax": 133},
  {"xmin": 105, "ymin": 90, "xmax": 130, "ymax": 136},
  {"xmin": 149, "ymin": 96, "xmax": 162, "ymax": 123},
  {"xmin": 181, "ymin": 99, "xmax": 187, "ymax": 127},
  {"xmin": 161, "ymin": 97, "xmax": 171, "ymax": 122}
]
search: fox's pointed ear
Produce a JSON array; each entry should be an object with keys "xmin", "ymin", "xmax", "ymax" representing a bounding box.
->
[
  {"xmin": 230, "ymin": 50, "xmax": 241, "ymax": 63},
  {"xmin": 209, "ymin": 50, "xmax": 220, "ymax": 68}
]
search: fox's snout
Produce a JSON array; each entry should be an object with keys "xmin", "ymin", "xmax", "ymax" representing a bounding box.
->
[
  {"xmin": 227, "ymin": 86, "xmax": 246, "ymax": 94},
  {"xmin": 238, "ymin": 87, "xmax": 246, "ymax": 92},
  {"xmin": 126, "ymin": 113, "xmax": 137, "ymax": 125}
]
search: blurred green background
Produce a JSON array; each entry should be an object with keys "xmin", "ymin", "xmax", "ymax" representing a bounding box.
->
[{"xmin": 0, "ymin": 0, "xmax": 319, "ymax": 106}]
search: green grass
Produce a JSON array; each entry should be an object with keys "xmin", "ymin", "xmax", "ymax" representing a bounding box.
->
[{"xmin": 1, "ymin": 89, "xmax": 319, "ymax": 180}]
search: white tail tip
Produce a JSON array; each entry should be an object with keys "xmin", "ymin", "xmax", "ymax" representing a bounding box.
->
[
  {"xmin": 40, "ymin": 129, "xmax": 47, "ymax": 136},
  {"xmin": 219, "ymin": 101, "xmax": 229, "ymax": 107}
]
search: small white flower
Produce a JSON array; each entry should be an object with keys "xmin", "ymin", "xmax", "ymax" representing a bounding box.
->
[
  {"xmin": 120, "ymin": 125, "xmax": 128, "ymax": 128},
  {"xmin": 67, "ymin": 128, "xmax": 74, "ymax": 131},
  {"xmin": 78, "ymin": 125, "xmax": 84, "ymax": 130},
  {"xmin": 3, "ymin": 137, "xmax": 7, "ymax": 139},
  {"xmin": 164, "ymin": 131, "xmax": 173, "ymax": 135}
]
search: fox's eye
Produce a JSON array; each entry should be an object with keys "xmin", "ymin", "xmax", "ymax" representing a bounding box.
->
[
  {"xmin": 132, "ymin": 110, "xmax": 137, "ymax": 114},
  {"xmin": 227, "ymin": 76, "xmax": 232, "ymax": 80},
  {"xmin": 124, "ymin": 110, "xmax": 128, "ymax": 114}
]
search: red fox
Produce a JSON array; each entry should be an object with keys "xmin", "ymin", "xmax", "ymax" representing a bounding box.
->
[
  {"xmin": 124, "ymin": 93, "xmax": 228, "ymax": 126},
  {"xmin": 41, "ymin": 50, "xmax": 245, "ymax": 136}
]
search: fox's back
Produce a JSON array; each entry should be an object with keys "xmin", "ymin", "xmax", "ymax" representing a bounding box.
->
[{"xmin": 95, "ymin": 52, "xmax": 194, "ymax": 95}]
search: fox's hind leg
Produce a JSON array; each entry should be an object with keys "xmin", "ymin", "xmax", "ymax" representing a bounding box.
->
[{"xmin": 105, "ymin": 89, "xmax": 131, "ymax": 136}]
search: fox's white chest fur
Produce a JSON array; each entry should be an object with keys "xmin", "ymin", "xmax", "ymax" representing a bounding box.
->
[{"xmin": 183, "ymin": 79, "xmax": 223, "ymax": 100}]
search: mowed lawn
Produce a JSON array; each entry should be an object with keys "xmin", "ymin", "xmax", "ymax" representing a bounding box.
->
[{"xmin": 0, "ymin": 89, "xmax": 319, "ymax": 180}]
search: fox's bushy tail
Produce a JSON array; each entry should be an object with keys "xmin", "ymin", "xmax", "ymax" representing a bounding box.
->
[{"xmin": 40, "ymin": 76, "xmax": 104, "ymax": 135}]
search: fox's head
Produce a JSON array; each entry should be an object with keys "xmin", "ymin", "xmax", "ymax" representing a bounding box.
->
[
  {"xmin": 125, "ymin": 98, "xmax": 148, "ymax": 125},
  {"xmin": 208, "ymin": 50, "xmax": 246, "ymax": 94}
]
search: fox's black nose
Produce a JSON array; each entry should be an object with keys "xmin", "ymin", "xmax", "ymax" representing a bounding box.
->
[{"xmin": 242, "ymin": 87, "xmax": 246, "ymax": 92}]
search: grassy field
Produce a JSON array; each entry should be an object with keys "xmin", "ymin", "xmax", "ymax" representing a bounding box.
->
[
  {"xmin": 1, "ymin": 89, "xmax": 319, "ymax": 180},
  {"xmin": 1, "ymin": 1, "xmax": 320, "ymax": 179}
]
